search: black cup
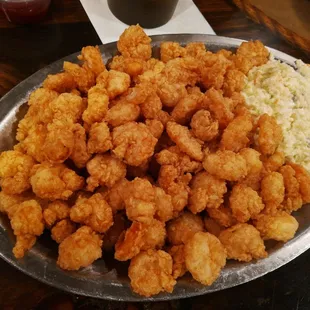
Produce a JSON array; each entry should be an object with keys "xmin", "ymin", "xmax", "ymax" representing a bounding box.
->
[{"xmin": 107, "ymin": 0, "xmax": 179, "ymax": 29}]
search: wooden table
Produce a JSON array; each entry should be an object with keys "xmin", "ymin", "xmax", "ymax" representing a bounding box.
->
[{"xmin": 0, "ymin": 1, "xmax": 309, "ymax": 309}]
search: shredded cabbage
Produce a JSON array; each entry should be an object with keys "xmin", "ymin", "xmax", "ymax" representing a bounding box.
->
[{"xmin": 242, "ymin": 58, "xmax": 310, "ymax": 171}]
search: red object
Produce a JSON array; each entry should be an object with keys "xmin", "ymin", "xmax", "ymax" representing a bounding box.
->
[{"xmin": 0, "ymin": 0, "xmax": 51, "ymax": 24}]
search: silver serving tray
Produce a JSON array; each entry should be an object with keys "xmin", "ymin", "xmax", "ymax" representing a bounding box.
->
[{"xmin": 0, "ymin": 34, "xmax": 309, "ymax": 301}]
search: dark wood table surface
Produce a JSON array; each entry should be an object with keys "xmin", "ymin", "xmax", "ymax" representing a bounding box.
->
[{"xmin": 0, "ymin": 1, "xmax": 309, "ymax": 309}]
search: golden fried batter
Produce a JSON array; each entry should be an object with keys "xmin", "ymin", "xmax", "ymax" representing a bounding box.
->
[
  {"xmin": 87, "ymin": 121, "xmax": 112, "ymax": 154},
  {"xmin": 124, "ymin": 178, "xmax": 156, "ymax": 224},
  {"xmin": 117, "ymin": 25, "xmax": 151, "ymax": 60},
  {"xmin": 203, "ymin": 150, "xmax": 247, "ymax": 181},
  {"xmin": 254, "ymin": 211, "xmax": 299, "ymax": 242},
  {"xmin": 30, "ymin": 163, "xmax": 84, "ymax": 200},
  {"xmin": 70, "ymin": 193, "xmax": 113, "ymax": 233},
  {"xmin": 128, "ymin": 250, "xmax": 176, "ymax": 297},
  {"xmin": 189, "ymin": 171, "xmax": 227, "ymax": 214},
  {"xmin": 229, "ymin": 184, "xmax": 264, "ymax": 222},
  {"xmin": 112, "ymin": 122, "xmax": 157, "ymax": 166},
  {"xmin": 219, "ymin": 223, "xmax": 267, "ymax": 262},
  {"xmin": 167, "ymin": 211, "xmax": 204, "ymax": 245},
  {"xmin": 57, "ymin": 226, "xmax": 102, "ymax": 270},
  {"xmin": 86, "ymin": 154, "xmax": 126, "ymax": 191},
  {"xmin": 0, "ymin": 150, "xmax": 35, "ymax": 195},
  {"xmin": 185, "ymin": 232, "xmax": 226, "ymax": 285}
]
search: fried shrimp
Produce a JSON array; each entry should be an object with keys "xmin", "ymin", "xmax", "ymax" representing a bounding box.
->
[
  {"xmin": 219, "ymin": 224, "xmax": 267, "ymax": 262},
  {"xmin": 167, "ymin": 211, "xmax": 204, "ymax": 245},
  {"xmin": 229, "ymin": 184, "xmax": 264, "ymax": 222},
  {"xmin": 184, "ymin": 232, "xmax": 226, "ymax": 285},
  {"xmin": 203, "ymin": 150, "xmax": 247, "ymax": 181},
  {"xmin": 128, "ymin": 250, "xmax": 176, "ymax": 297},
  {"xmin": 254, "ymin": 211, "xmax": 299, "ymax": 242},
  {"xmin": 257, "ymin": 114, "xmax": 283, "ymax": 156},
  {"xmin": 189, "ymin": 171, "xmax": 227, "ymax": 214},
  {"xmin": 57, "ymin": 226, "xmax": 102, "ymax": 270}
]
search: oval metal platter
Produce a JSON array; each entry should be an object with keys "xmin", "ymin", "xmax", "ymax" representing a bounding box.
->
[{"xmin": 0, "ymin": 34, "xmax": 309, "ymax": 301}]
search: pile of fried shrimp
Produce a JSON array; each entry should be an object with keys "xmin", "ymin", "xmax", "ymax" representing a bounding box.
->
[{"xmin": 1, "ymin": 25, "xmax": 310, "ymax": 297}]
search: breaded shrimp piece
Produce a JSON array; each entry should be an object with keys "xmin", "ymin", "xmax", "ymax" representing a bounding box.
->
[
  {"xmin": 190, "ymin": 110, "xmax": 219, "ymax": 142},
  {"xmin": 204, "ymin": 217, "xmax": 224, "ymax": 237},
  {"xmin": 117, "ymin": 25, "xmax": 151, "ymax": 60},
  {"xmin": 157, "ymin": 82, "xmax": 187, "ymax": 108},
  {"xmin": 222, "ymin": 69, "xmax": 245, "ymax": 96},
  {"xmin": 43, "ymin": 72, "xmax": 77, "ymax": 93},
  {"xmin": 102, "ymin": 212, "xmax": 127, "ymax": 251},
  {"xmin": 168, "ymin": 245, "xmax": 187, "ymax": 279},
  {"xmin": 145, "ymin": 119, "xmax": 164, "ymax": 139},
  {"xmin": 87, "ymin": 121, "xmax": 112, "ymax": 154},
  {"xmin": 189, "ymin": 172, "xmax": 227, "ymax": 214},
  {"xmin": 51, "ymin": 219, "xmax": 77, "ymax": 243},
  {"xmin": 17, "ymin": 124, "xmax": 48, "ymax": 163},
  {"xmin": 203, "ymin": 88, "xmax": 234, "ymax": 129},
  {"xmin": 43, "ymin": 200, "xmax": 70, "ymax": 227},
  {"xmin": 220, "ymin": 114, "xmax": 253, "ymax": 152},
  {"xmin": 154, "ymin": 186, "xmax": 174, "ymax": 222},
  {"xmin": 235, "ymin": 40, "xmax": 269, "ymax": 73},
  {"xmin": 239, "ymin": 148, "xmax": 263, "ymax": 191},
  {"xmin": 13, "ymin": 235, "xmax": 37, "ymax": 259},
  {"xmin": 229, "ymin": 184, "xmax": 264, "ymax": 222},
  {"xmin": 257, "ymin": 114, "xmax": 283, "ymax": 156},
  {"xmin": 263, "ymin": 151, "xmax": 285, "ymax": 174},
  {"xmin": 57, "ymin": 226, "xmax": 102, "ymax": 270},
  {"xmin": 128, "ymin": 250, "xmax": 176, "ymax": 297},
  {"xmin": 141, "ymin": 219, "xmax": 166, "ymax": 251},
  {"xmin": 112, "ymin": 122, "xmax": 157, "ymax": 166},
  {"xmin": 279, "ymin": 165, "xmax": 303, "ymax": 213},
  {"xmin": 160, "ymin": 42, "xmax": 185, "ymax": 63},
  {"xmin": 158, "ymin": 165, "xmax": 192, "ymax": 214},
  {"xmin": 10, "ymin": 200, "xmax": 44, "ymax": 237},
  {"xmin": 240, "ymin": 148, "xmax": 263, "ymax": 174},
  {"xmin": 124, "ymin": 178, "xmax": 156, "ymax": 224},
  {"xmin": 207, "ymin": 205, "xmax": 237, "ymax": 228},
  {"xmin": 105, "ymin": 70, "xmax": 131, "ymax": 100},
  {"xmin": 166, "ymin": 121, "xmax": 203, "ymax": 161},
  {"xmin": 219, "ymin": 223, "xmax": 267, "ymax": 262},
  {"xmin": 82, "ymin": 84, "xmax": 109, "ymax": 128},
  {"xmin": 0, "ymin": 150, "xmax": 35, "ymax": 194},
  {"xmin": 156, "ymin": 145, "xmax": 202, "ymax": 174},
  {"xmin": 105, "ymin": 101, "xmax": 140, "ymax": 127},
  {"xmin": 167, "ymin": 211, "xmax": 204, "ymax": 245},
  {"xmin": 86, "ymin": 154, "xmax": 126, "ymax": 191},
  {"xmin": 77, "ymin": 46, "xmax": 105, "ymax": 77},
  {"xmin": 63, "ymin": 61, "xmax": 95, "ymax": 93},
  {"xmin": 42, "ymin": 119, "xmax": 75, "ymax": 163},
  {"xmin": 161, "ymin": 57, "xmax": 200, "ymax": 86},
  {"xmin": 203, "ymin": 150, "xmax": 247, "ymax": 181},
  {"xmin": 10, "ymin": 200, "xmax": 44, "ymax": 258},
  {"xmin": 115, "ymin": 222, "xmax": 145, "ymax": 261},
  {"xmin": 109, "ymin": 55, "xmax": 145, "ymax": 77},
  {"xmin": 171, "ymin": 87, "xmax": 204, "ymax": 125},
  {"xmin": 48, "ymin": 92, "xmax": 86, "ymax": 123},
  {"xmin": 200, "ymin": 53, "xmax": 232, "ymax": 90},
  {"xmin": 289, "ymin": 163, "xmax": 310, "ymax": 203},
  {"xmin": 140, "ymin": 93, "xmax": 162, "ymax": 119},
  {"xmin": 30, "ymin": 163, "xmax": 84, "ymax": 200},
  {"xmin": 70, "ymin": 193, "xmax": 113, "ymax": 233},
  {"xmin": 102, "ymin": 179, "xmax": 129, "ymax": 213},
  {"xmin": 185, "ymin": 232, "xmax": 226, "ymax": 286},
  {"xmin": 254, "ymin": 211, "xmax": 299, "ymax": 242},
  {"xmin": 70, "ymin": 124, "xmax": 90, "ymax": 168},
  {"xmin": 261, "ymin": 172, "xmax": 285, "ymax": 208},
  {"xmin": 0, "ymin": 192, "xmax": 33, "ymax": 218},
  {"xmin": 185, "ymin": 42, "xmax": 206, "ymax": 58}
]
